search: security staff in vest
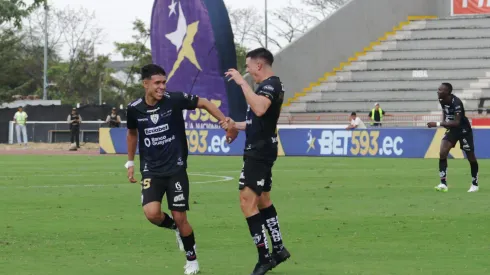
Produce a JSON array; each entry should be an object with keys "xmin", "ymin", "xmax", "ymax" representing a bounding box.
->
[
  {"xmin": 105, "ymin": 107, "xmax": 121, "ymax": 128},
  {"xmin": 67, "ymin": 108, "xmax": 82, "ymax": 148},
  {"xmin": 369, "ymin": 103, "xmax": 386, "ymax": 127},
  {"xmin": 13, "ymin": 106, "xmax": 28, "ymax": 146}
]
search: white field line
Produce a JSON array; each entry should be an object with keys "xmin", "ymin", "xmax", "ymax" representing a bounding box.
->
[{"xmin": 0, "ymin": 173, "xmax": 234, "ymax": 189}]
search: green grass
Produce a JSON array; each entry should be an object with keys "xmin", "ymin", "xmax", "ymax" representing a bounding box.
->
[{"xmin": 1, "ymin": 155, "xmax": 489, "ymax": 275}]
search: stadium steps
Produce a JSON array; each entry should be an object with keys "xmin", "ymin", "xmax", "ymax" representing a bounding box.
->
[
  {"xmin": 282, "ymin": 15, "xmax": 490, "ymax": 116},
  {"xmin": 331, "ymin": 68, "xmax": 490, "ymax": 81},
  {"xmin": 299, "ymin": 89, "xmax": 490, "ymax": 101},
  {"xmin": 287, "ymin": 99, "xmax": 482, "ymax": 113}
]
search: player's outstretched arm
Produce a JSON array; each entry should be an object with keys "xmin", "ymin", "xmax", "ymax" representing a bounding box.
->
[
  {"xmin": 220, "ymin": 117, "xmax": 245, "ymax": 131},
  {"xmin": 197, "ymin": 98, "xmax": 227, "ymax": 126},
  {"xmin": 234, "ymin": 121, "xmax": 246, "ymax": 131}
]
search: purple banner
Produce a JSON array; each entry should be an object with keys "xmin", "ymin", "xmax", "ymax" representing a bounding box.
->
[{"xmin": 151, "ymin": 0, "xmax": 229, "ymax": 129}]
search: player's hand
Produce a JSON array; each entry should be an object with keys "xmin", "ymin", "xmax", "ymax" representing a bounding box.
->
[
  {"xmin": 226, "ymin": 127, "xmax": 239, "ymax": 144},
  {"xmin": 219, "ymin": 119, "xmax": 228, "ymax": 130},
  {"xmin": 427, "ymin": 122, "xmax": 437, "ymax": 128},
  {"xmin": 220, "ymin": 117, "xmax": 235, "ymax": 131},
  {"xmin": 224, "ymin": 69, "xmax": 246, "ymax": 86},
  {"xmin": 127, "ymin": 166, "xmax": 137, "ymax": 183}
]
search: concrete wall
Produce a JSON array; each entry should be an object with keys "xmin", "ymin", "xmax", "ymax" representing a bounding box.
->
[
  {"xmin": 432, "ymin": 0, "xmax": 452, "ymax": 17},
  {"xmin": 273, "ymin": 0, "xmax": 453, "ymax": 101}
]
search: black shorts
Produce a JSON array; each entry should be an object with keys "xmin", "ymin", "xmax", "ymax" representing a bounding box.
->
[
  {"xmin": 140, "ymin": 169, "xmax": 190, "ymax": 212},
  {"xmin": 442, "ymin": 128, "xmax": 475, "ymax": 152},
  {"xmin": 238, "ymin": 157, "xmax": 274, "ymax": 196}
]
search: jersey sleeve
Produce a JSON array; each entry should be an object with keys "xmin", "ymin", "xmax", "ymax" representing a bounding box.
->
[
  {"xmin": 172, "ymin": 92, "xmax": 199, "ymax": 110},
  {"xmin": 126, "ymin": 106, "xmax": 138, "ymax": 129},
  {"xmin": 453, "ymin": 98, "xmax": 463, "ymax": 115},
  {"xmin": 257, "ymin": 83, "xmax": 280, "ymax": 101}
]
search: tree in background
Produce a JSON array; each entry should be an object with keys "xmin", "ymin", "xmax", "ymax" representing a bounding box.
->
[
  {"xmin": 302, "ymin": 0, "xmax": 349, "ymax": 21},
  {"xmin": 228, "ymin": 0, "xmax": 349, "ymax": 51},
  {"xmin": 114, "ymin": 19, "xmax": 151, "ymax": 103},
  {"xmin": 0, "ymin": 4, "xmax": 125, "ymax": 105},
  {"xmin": 0, "ymin": 0, "xmax": 44, "ymax": 28}
]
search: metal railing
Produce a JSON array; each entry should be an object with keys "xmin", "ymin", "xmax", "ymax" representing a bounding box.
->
[{"xmin": 278, "ymin": 112, "xmax": 490, "ymax": 126}]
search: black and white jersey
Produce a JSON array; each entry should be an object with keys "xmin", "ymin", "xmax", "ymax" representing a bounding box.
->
[
  {"xmin": 126, "ymin": 92, "xmax": 199, "ymax": 176},
  {"xmin": 244, "ymin": 76, "xmax": 285, "ymax": 161},
  {"xmin": 440, "ymin": 95, "xmax": 471, "ymax": 131}
]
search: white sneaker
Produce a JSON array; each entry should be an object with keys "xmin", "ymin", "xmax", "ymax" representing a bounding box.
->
[
  {"xmin": 468, "ymin": 185, "xmax": 479, "ymax": 192},
  {"xmin": 175, "ymin": 229, "xmax": 185, "ymax": 252},
  {"xmin": 184, "ymin": 260, "xmax": 200, "ymax": 275},
  {"xmin": 435, "ymin": 183, "xmax": 448, "ymax": 192}
]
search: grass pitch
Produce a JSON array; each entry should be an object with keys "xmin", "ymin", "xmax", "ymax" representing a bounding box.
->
[{"xmin": 1, "ymin": 155, "xmax": 489, "ymax": 275}]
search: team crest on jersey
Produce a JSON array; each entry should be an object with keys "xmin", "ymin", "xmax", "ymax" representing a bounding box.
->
[{"xmin": 150, "ymin": 113, "xmax": 159, "ymax": 124}]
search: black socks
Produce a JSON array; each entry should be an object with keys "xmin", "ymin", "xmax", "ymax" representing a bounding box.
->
[
  {"xmin": 439, "ymin": 158, "xmax": 448, "ymax": 185},
  {"xmin": 246, "ymin": 213, "xmax": 271, "ymax": 264},
  {"xmin": 158, "ymin": 212, "xmax": 177, "ymax": 230},
  {"xmin": 181, "ymin": 231, "xmax": 197, "ymax": 261},
  {"xmin": 260, "ymin": 205, "xmax": 284, "ymax": 253}
]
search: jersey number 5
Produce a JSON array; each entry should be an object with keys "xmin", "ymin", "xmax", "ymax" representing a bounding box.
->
[{"xmin": 142, "ymin": 178, "xmax": 151, "ymax": 190}]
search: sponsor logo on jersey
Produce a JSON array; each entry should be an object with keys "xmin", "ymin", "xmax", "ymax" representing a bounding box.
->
[
  {"xmin": 174, "ymin": 194, "xmax": 185, "ymax": 202},
  {"xmin": 144, "ymin": 124, "xmax": 169, "ymax": 135}
]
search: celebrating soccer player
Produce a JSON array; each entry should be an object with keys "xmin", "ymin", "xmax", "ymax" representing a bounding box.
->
[
  {"xmin": 224, "ymin": 48, "xmax": 291, "ymax": 275},
  {"xmin": 125, "ymin": 64, "xmax": 228, "ymax": 275},
  {"xmin": 427, "ymin": 83, "xmax": 479, "ymax": 193}
]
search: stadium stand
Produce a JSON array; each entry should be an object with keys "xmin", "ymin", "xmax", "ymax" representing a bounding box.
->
[
  {"xmin": 285, "ymin": 16, "xmax": 490, "ymax": 115},
  {"xmin": 268, "ymin": 0, "xmax": 490, "ymax": 125}
]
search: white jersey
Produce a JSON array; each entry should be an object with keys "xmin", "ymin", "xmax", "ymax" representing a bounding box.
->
[{"xmin": 350, "ymin": 117, "xmax": 367, "ymax": 129}]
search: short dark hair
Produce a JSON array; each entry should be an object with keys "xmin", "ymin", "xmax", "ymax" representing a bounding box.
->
[
  {"xmin": 246, "ymin": 47, "xmax": 274, "ymax": 66},
  {"xmin": 141, "ymin": 64, "xmax": 166, "ymax": 80},
  {"xmin": 442, "ymin": 82, "xmax": 453, "ymax": 94},
  {"xmin": 351, "ymin": 112, "xmax": 356, "ymax": 116}
]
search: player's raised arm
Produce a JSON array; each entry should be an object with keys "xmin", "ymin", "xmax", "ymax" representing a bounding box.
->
[{"xmin": 225, "ymin": 69, "xmax": 271, "ymax": 117}]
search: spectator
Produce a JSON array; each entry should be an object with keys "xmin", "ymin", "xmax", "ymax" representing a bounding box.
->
[
  {"xmin": 368, "ymin": 103, "xmax": 392, "ymax": 127},
  {"xmin": 105, "ymin": 107, "xmax": 121, "ymax": 128},
  {"xmin": 346, "ymin": 112, "xmax": 366, "ymax": 129},
  {"xmin": 67, "ymin": 108, "xmax": 82, "ymax": 148},
  {"xmin": 13, "ymin": 106, "xmax": 28, "ymax": 146}
]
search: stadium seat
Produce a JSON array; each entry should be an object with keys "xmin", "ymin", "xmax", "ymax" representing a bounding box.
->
[{"xmin": 284, "ymin": 16, "xmax": 490, "ymax": 116}]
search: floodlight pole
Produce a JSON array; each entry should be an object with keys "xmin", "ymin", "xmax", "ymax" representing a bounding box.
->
[{"xmin": 265, "ymin": 0, "xmax": 268, "ymax": 49}]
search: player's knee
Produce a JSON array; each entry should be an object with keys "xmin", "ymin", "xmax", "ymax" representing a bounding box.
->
[{"xmin": 144, "ymin": 208, "xmax": 162, "ymax": 225}]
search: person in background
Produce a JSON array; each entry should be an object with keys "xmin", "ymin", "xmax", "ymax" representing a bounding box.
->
[
  {"xmin": 67, "ymin": 108, "xmax": 82, "ymax": 148},
  {"xmin": 13, "ymin": 106, "xmax": 28, "ymax": 146},
  {"xmin": 368, "ymin": 103, "xmax": 393, "ymax": 127},
  {"xmin": 106, "ymin": 107, "xmax": 121, "ymax": 128},
  {"xmin": 346, "ymin": 112, "xmax": 366, "ymax": 129}
]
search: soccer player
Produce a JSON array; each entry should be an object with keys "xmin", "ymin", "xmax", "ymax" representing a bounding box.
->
[
  {"xmin": 224, "ymin": 48, "xmax": 291, "ymax": 275},
  {"xmin": 125, "ymin": 64, "xmax": 228, "ymax": 274},
  {"xmin": 427, "ymin": 83, "xmax": 479, "ymax": 193}
]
